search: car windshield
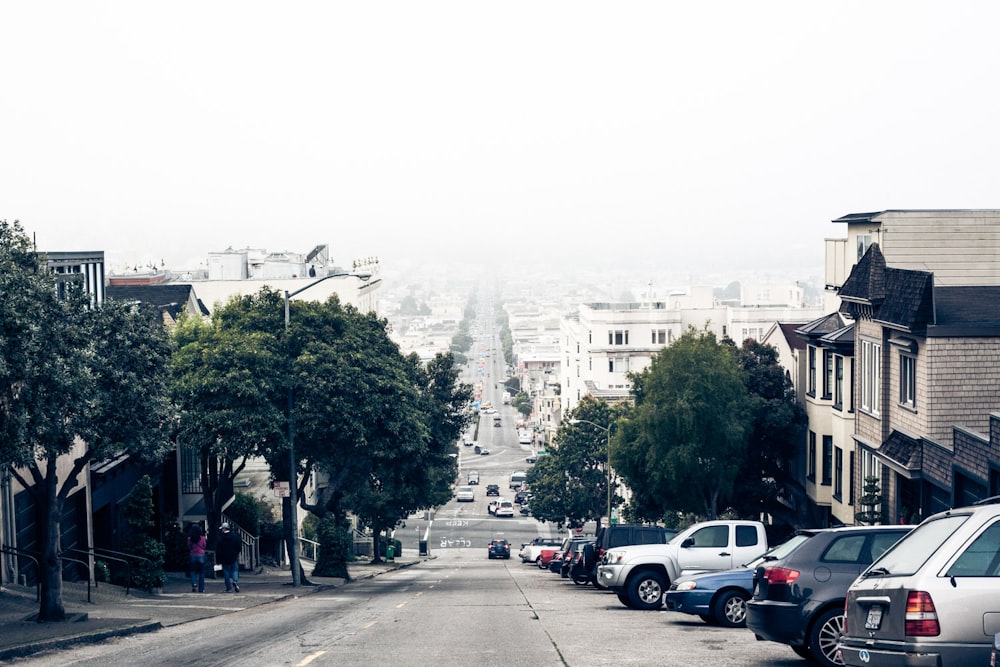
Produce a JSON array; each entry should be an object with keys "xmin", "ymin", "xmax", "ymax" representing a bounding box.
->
[
  {"xmin": 862, "ymin": 514, "xmax": 968, "ymax": 577},
  {"xmin": 741, "ymin": 533, "xmax": 811, "ymax": 568}
]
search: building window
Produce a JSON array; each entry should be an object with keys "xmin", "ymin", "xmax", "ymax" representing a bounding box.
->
[
  {"xmin": 822, "ymin": 350, "xmax": 834, "ymax": 399},
  {"xmin": 822, "ymin": 435, "xmax": 833, "ymax": 485},
  {"xmin": 610, "ymin": 330, "xmax": 629, "ymax": 345},
  {"xmin": 834, "ymin": 446, "xmax": 844, "ymax": 499},
  {"xmin": 807, "ymin": 431, "xmax": 816, "ymax": 482},
  {"xmin": 609, "ymin": 357, "xmax": 629, "ymax": 373},
  {"xmin": 652, "ymin": 329, "xmax": 666, "ymax": 345},
  {"xmin": 834, "ymin": 355, "xmax": 844, "ymax": 409},
  {"xmin": 857, "ymin": 234, "xmax": 873, "ymax": 260},
  {"xmin": 181, "ymin": 443, "xmax": 202, "ymax": 494},
  {"xmin": 861, "ymin": 340, "xmax": 881, "ymax": 416},
  {"xmin": 588, "ymin": 330, "xmax": 592, "ymax": 344},
  {"xmin": 808, "ymin": 347, "xmax": 817, "ymax": 396},
  {"xmin": 849, "ymin": 451, "xmax": 855, "ymax": 505},
  {"xmin": 900, "ymin": 354, "xmax": 916, "ymax": 408}
]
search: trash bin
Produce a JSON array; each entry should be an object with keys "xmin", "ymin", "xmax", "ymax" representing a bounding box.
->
[
  {"xmin": 387, "ymin": 544, "xmax": 395, "ymax": 561},
  {"xmin": 419, "ymin": 539, "xmax": 428, "ymax": 557}
]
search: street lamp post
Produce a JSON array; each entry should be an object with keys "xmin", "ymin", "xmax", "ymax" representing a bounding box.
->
[
  {"xmin": 568, "ymin": 418, "xmax": 613, "ymax": 528},
  {"xmin": 283, "ymin": 271, "xmax": 370, "ymax": 587}
]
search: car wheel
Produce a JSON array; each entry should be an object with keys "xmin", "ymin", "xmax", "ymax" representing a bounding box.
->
[
  {"xmin": 698, "ymin": 614, "xmax": 713, "ymax": 624},
  {"xmin": 808, "ymin": 607, "xmax": 846, "ymax": 667},
  {"xmin": 536, "ymin": 556, "xmax": 545, "ymax": 569},
  {"xmin": 616, "ymin": 591, "xmax": 634, "ymax": 608},
  {"xmin": 626, "ymin": 570, "xmax": 666, "ymax": 610},
  {"xmin": 572, "ymin": 573, "xmax": 589, "ymax": 585},
  {"xmin": 711, "ymin": 590, "xmax": 749, "ymax": 628}
]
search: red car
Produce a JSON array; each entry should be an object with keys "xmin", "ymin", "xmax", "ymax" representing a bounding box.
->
[{"xmin": 535, "ymin": 547, "xmax": 561, "ymax": 569}]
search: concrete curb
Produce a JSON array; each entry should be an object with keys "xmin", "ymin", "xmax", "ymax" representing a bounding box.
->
[{"xmin": 0, "ymin": 620, "xmax": 163, "ymax": 662}]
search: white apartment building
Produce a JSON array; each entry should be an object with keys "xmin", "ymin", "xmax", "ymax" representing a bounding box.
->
[{"xmin": 559, "ymin": 286, "xmax": 821, "ymax": 415}]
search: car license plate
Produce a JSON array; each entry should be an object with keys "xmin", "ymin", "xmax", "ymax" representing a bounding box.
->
[{"xmin": 865, "ymin": 604, "xmax": 883, "ymax": 630}]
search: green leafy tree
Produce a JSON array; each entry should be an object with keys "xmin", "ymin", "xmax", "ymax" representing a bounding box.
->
[
  {"xmin": 615, "ymin": 327, "xmax": 752, "ymax": 520},
  {"xmin": 0, "ymin": 220, "xmax": 173, "ymax": 621},
  {"xmin": 122, "ymin": 475, "xmax": 166, "ymax": 590},
  {"xmin": 525, "ymin": 397, "xmax": 627, "ymax": 529},
  {"xmin": 729, "ymin": 339, "xmax": 810, "ymax": 524},
  {"xmin": 511, "ymin": 391, "xmax": 532, "ymax": 418},
  {"xmin": 170, "ymin": 298, "xmax": 285, "ymax": 549}
]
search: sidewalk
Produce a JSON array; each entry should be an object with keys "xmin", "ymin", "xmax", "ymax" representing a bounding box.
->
[{"xmin": 0, "ymin": 552, "xmax": 424, "ymax": 661}]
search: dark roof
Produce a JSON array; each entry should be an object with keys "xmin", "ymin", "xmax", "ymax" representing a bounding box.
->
[
  {"xmin": 777, "ymin": 322, "xmax": 808, "ymax": 351},
  {"xmin": 874, "ymin": 268, "xmax": 934, "ymax": 332},
  {"xmin": 838, "ymin": 243, "xmax": 889, "ymax": 306},
  {"xmin": 878, "ymin": 430, "xmax": 923, "ymax": 472},
  {"xmin": 819, "ymin": 322, "xmax": 855, "ymax": 352},
  {"xmin": 795, "ymin": 312, "xmax": 846, "ymax": 340},
  {"xmin": 838, "ymin": 244, "xmax": 1000, "ymax": 335},
  {"xmin": 832, "ymin": 211, "xmax": 885, "ymax": 224},
  {"xmin": 933, "ymin": 286, "xmax": 1000, "ymax": 328},
  {"xmin": 106, "ymin": 284, "xmax": 209, "ymax": 318}
]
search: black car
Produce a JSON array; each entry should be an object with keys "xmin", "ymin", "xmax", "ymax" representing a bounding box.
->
[
  {"xmin": 746, "ymin": 525, "xmax": 913, "ymax": 667},
  {"xmin": 487, "ymin": 538, "xmax": 511, "ymax": 560},
  {"xmin": 514, "ymin": 490, "xmax": 530, "ymax": 504},
  {"xmin": 486, "ymin": 484, "xmax": 500, "ymax": 496}
]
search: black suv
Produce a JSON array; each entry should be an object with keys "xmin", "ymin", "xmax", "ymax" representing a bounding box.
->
[
  {"xmin": 485, "ymin": 484, "xmax": 500, "ymax": 496},
  {"xmin": 746, "ymin": 525, "xmax": 913, "ymax": 667},
  {"xmin": 588, "ymin": 524, "xmax": 677, "ymax": 587},
  {"xmin": 487, "ymin": 538, "xmax": 511, "ymax": 559}
]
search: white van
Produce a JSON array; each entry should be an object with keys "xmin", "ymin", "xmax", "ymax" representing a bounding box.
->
[{"xmin": 509, "ymin": 471, "xmax": 527, "ymax": 490}]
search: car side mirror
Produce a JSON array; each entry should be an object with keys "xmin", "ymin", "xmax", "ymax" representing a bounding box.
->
[{"xmin": 681, "ymin": 537, "xmax": 695, "ymax": 548}]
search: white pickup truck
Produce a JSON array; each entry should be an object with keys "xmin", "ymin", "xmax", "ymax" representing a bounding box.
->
[{"xmin": 597, "ymin": 519, "xmax": 769, "ymax": 610}]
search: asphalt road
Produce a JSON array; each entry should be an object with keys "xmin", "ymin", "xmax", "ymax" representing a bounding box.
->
[{"xmin": 12, "ymin": 547, "xmax": 808, "ymax": 667}]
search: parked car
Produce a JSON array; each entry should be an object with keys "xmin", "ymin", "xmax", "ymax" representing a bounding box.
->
[
  {"xmin": 519, "ymin": 504, "xmax": 531, "ymax": 516},
  {"xmin": 467, "ymin": 470, "xmax": 479, "ymax": 485},
  {"xmin": 841, "ymin": 499, "xmax": 1000, "ymax": 667},
  {"xmin": 495, "ymin": 500, "xmax": 515, "ymax": 518},
  {"xmin": 456, "ymin": 485, "xmax": 475, "ymax": 502},
  {"xmin": 514, "ymin": 490, "xmax": 530, "ymax": 504},
  {"xmin": 525, "ymin": 454, "xmax": 537, "ymax": 463},
  {"xmin": 666, "ymin": 533, "xmax": 811, "ymax": 627},
  {"xmin": 746, "ymin": 525, "xmax": 913, "ymax": 667},
  {"xmin": 487, "ymin": 538, "xmax": 511, "ymax": 560},
  {"xmin": 568, "ymin": 539, "xmax": 598, "ymax": 585},
  {"xmin": 479, "ymin": 447, "xmax": 491, "ymax": 455},
  {"xmin": 486, "ymin": 484, "xmax": 500, "ymax": 497},
  {"xmin": 551, "ymin": 536, "xmax": 591, "ymax": 575},
  {"xmin": 519, "ymin": 537, "xmax": 563, "ymax": 564}
]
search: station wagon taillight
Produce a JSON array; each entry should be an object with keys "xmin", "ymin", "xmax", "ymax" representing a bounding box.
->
[
  {"xmin": 905, "ymin": 591, "xmax": 940, "ymax": 636},
  {"xmin": 761, "ymin": 567, "xmax": 800, "ymax": 585}
]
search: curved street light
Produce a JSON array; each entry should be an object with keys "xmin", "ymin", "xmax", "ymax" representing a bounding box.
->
[
  {"xmin": 568, "ymin": 418, "xmax": 614, "ymax": 528},
  {"xmin": 283, "ymin": 271, "xmax": 371, "ymax": 586}
]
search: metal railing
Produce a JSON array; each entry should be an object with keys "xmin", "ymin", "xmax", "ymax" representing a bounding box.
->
[
  {"xmin": 1, "ymin": 545, "xmax": 39, "ymax": 601},
  {"xmin": 300, "ymin": 537, "xmax": 319, "ymax": 562},
  {"xmin": 221, "ymin": 514, "xmax": 260, "ymax": 571},
  {"xmin": 67, "ymin": 548, "xmax": 132, "ymax": 595}
]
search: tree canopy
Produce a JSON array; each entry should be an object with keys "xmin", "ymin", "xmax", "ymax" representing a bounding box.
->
[
  {"xmin": 614, "ymin": 328, "xmax": 752, "ymax": 520},
  {"xmin": 0, "ymin": 220, "xmax": 173, "ymax": 621}
]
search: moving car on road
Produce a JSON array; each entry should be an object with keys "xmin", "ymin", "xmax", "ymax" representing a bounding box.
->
[
  {"xmin": 487, "ymin": 538, "xmax": 511, "ymax": 559},
  {"xmin": 495, "ymin": 500, "xmax": 515, "ymax": 518},
  {"xmin": 456, "ymin": 485, "xmax": 475, "ymax": 502}
]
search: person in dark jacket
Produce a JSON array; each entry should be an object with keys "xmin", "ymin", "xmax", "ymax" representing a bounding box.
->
[{"xmin": 216, "ymin": 523, "xmax": 242, "ymax": 593}]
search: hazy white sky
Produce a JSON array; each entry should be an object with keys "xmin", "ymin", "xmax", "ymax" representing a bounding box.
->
[{"xmin": 4, "ymin": 2, "xmax": 1000, "ymax": 276}]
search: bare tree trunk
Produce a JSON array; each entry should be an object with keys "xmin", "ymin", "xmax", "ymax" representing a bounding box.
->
[{"xmin": 38, "ymin": 458, "xmax": 65, "ymax": 622}]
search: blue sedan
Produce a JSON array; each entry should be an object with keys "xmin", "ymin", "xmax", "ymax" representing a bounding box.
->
[{"xmin": 665, "ymin": 534, "xmax": 809, "ymax": 628}]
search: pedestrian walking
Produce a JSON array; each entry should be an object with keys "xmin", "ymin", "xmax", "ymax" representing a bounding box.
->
[
  {"xmin": 187, "ymin": 523, "xmax": 207, "ymax": 593},
  {"xmin": 216, "ymin": 522, "xmax": 241, "ymax": 593}
]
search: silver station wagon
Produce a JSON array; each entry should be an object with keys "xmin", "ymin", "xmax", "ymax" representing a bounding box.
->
[{"xmin": 840, "ymin": 498, "xmax": 1000, "ymax": 667}]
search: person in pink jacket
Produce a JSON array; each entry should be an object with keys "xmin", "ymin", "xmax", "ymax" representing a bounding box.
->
[{"xmin": 187, "ymin": 523, "xmax": 207, "ymax": 592}]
